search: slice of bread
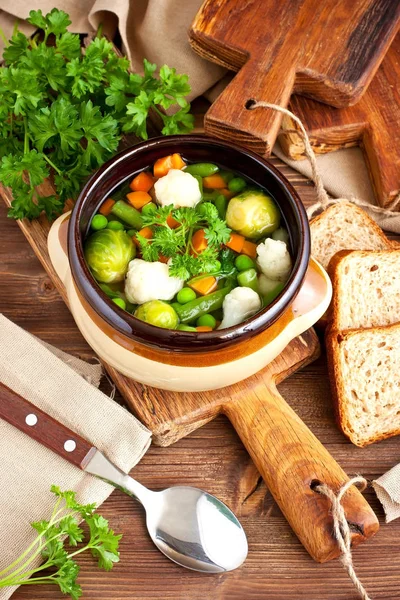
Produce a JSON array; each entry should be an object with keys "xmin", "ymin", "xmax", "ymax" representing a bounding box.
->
[
  {"xmin": 326, "ymin": 324, "xmax": 400, "ymax": 446},
  {"xmin": 310, "ymin": 202, "xmax": 392, "ymax": 269},
  {"xmin": 328, "ymin": 249, "xmax": 400, "ymax": 329}
]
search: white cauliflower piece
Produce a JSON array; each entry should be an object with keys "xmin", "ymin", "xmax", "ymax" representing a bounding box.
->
[
  {"xmin": 154, "ymin": 169, "xmax": 202, "ymax": 209},
  {"xmin": 218, "ymin": 287, "xmax": 261, "ymax": 330},
  {"xmin": 259, "ymin": 273, "xmax": 281, "ymax": 296},
  {"xmin": 256, "ymin": 238, "xmax": 292, "ymax": 282},
  {"xmin": 125, "ymin": 259, "xmax": 183, "ymax": 304}
]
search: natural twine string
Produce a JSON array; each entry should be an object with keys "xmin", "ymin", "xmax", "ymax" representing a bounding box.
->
[
  {"xmin": 248, "ymin": 101, "xmax": 400, "ymax": 219},
  {"xmin": 249, "ymin": 100, "xmax": 376, "ymax": 600},
  {"xmin": 315, "ymin": 476, "xmax": 372, "ymax": 600}
]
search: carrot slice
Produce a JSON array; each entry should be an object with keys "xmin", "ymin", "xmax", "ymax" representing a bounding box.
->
[
  {"xmin": 219, "ymin": 188, "xmax": 235, "ymax": 199},
  {"xmin": 203, "ymin": 174, "xmax": 227, "ymax": 189},
  {"xmin": 158, "ymin": 254, "xmax": 169, "ymax": 264},
  {"xmin": 225, "ymin": 232, "xmax": 245, "ymax": 253},
  {"xmin": 191, "ymin": 229, "xmax": 208, "ymax": 255},
  {"xmin": 242, "ymin": 240, "xmax": 257, "ymax": 259},
  {"xmin": 130, "ymin": 171, "xmax": 154, "ymax": 193},
  {"xmin": 196, "ymin": 325, "xmax": 213, "ymax": 332},
  {"xmin": 189, "ymin": 276, "xmax": 217, "ymax": 296},
  {"xmin": 126, "ymin": 191, "xmax": 152, "ymax": 210},
  {"xmin": 99, "ymin": 198, "xmax": 115, "ymax": 216},
  {"xmin": 154, "ymin": 155, "xmax": 173, "ymax": 178},
  {"xmin": 134, "ymin": 226, "xmax": 153, "ymax": 247},
  {"xmin": 172, "ymin": 153, "xmax": 186, "ymax": 169},
  {"xmin": 166, "ymin": 214, "xmax": 179, "ymax": 229}
]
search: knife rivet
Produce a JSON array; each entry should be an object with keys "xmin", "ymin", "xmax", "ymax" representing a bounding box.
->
[
  {"xmin": 64, "ymin": 440, "xmax": 76, "ymax": 452},
  {"xmin": 25, "ymin": 414, "xmax": 38, "ymax": 426}
]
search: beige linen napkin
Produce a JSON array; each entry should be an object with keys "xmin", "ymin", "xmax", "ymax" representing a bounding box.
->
[
  {"xmin": 0, "ymin": 314, "xmax": 151, "ymax": 600},
  {"xmin": 373, "ymin": 465, "xmax": 400, "ymax": 523}
]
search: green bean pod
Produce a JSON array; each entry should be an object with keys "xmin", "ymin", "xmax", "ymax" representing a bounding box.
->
[
  {"xmin": 214, "ymin": 194, "xmax": 227, "ymax": 219},
  {"xmin": 237, "ymin": 268, "xmax": 260, "ymax": 294},
  {"xmin": 111, "ymin": 200, "xmax": 143, "ymax": 229},
  {"xmin": 184, "ymin": 163, "xmax": 219, "ymax": 177},
  {"xmin": 174, "ymin": 286, "xmax": 231, "ymax": 323}
]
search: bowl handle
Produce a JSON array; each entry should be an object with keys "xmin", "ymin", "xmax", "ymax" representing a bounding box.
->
[
  {"xmin": 47, "ymin": 212, "xmax": 71, "ymax": 287},
  {"xmin": 223, "ymin": 378, "xmax": 379, "ymax": 562}
]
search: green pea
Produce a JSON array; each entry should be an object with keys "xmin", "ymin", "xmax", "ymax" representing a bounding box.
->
[
  {"xmin": 177, "ymin": 287, "xmax": 197, "ymax": 304},
  {"xmin": 197, "ymin": 314, "xmax": 217, "ymax": 329},
  {"xmin": 184, "ymin": 163, "xmax": 219, "ymax": 177},
  {"xmin": 91, "ymin": 214, "xmax": 108, "ymax": 230},
  {"xmin": 237, "ymin": 268, "xmax": 260, "ymax": 293},
  {"xmin": 176, "ymin": 324, "xmax": 197, "ymax": 332},
  {"xmin": 214, "ymin": 194, "xmax": 227, "ymax": 219},
  {"xmin": 141, "ymin": 202, "xmax": 157, "ymax": 216},
  {"xmin": 127, "ymin": 229, "xmax": 137, "ymax": 237},
  {"xmin": 228, "ymin": 177, "xmax": 247, "ymax": 193},
  {"xmin": 235, "ymin": 254, "xmax": 256, "ymax": 271},
  {"xmin": 112, "ymin": 297, "xmax": 126, "ymax": 310},
  {"xmin": 107, "ymin": 220, "xmax": 125, "ymax": 231}
]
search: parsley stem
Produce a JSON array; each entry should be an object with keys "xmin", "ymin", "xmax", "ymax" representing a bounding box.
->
[
  {"xmin": 23, "ymin": 118, "xmax": 29, "ymax": 154},
  {"xmin": 0, "ymin": 27, "xmax": 7, "ymax": 47},
  {"xmin": 43, "ymin": 154, "xmax": 62, "ymax": 176},
  {"xmin": 96, "ymin": 22, "xmax": 104, "ymax": 38}
]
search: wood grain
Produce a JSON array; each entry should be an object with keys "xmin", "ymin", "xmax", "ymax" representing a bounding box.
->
[
  {"xmin": 190, "ymin": 0, "xmax": 400, "ymax": 156},
  {"xmin": 2, "ymin": 167, "xmax": 400, "ymax": 599},
  {"xmin": 280, "ymin": 32, "xmax": 400, "ymax": 208}
]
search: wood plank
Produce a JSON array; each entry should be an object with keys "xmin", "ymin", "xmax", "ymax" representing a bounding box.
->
[
  {"xmin": 2, "ymin": 180, "xmax": 400, "ymax": 598},
  {"xmin": 280, "ymin": 32, "xmax": 400, "ymax": 208},
  {"xmin": 190, "ymin": 0, "xmax": 400, "ymax": 156}
]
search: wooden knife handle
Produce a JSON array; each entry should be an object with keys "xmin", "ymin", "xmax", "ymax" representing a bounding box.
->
[
  {"xmin": 204, "ymin": 51, "xmax": 297, "ymax": 156},
  {"xmin": 223, "ymin": 381, "xmax": 379, "ymax": 563},
  {"xmin": 0, "ymin": 381, "xmax": 94, "ymax": 468}
]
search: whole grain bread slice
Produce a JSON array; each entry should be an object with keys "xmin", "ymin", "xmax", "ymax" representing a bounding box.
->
[
  {"xmin": 310, "ymin": 202, "xmax": 392, "ymax": 269},
  {"xmin": 328, "ymin": 249, "xmax": 400, "ymax": 330},
  {"xmin": 326, "ymin": 324, "xmax": 400, "ymax": 447}
]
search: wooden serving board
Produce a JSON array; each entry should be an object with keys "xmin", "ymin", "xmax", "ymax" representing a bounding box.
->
[
  {"xmin": 279, "ymin": 33, "xmax": 400, "ymax": 209},
  {"xmin": 190, "ymin": 0, "xmax": 400, "ymax": 156}
]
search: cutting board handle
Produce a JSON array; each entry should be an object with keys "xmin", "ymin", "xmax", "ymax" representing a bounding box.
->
[
  {"xmin": 205, "ymin": 53, "xmax": 296, "ymax": 156},
  {"xmin": 223, "ymin": 381, "xmax": 379, "ymax": 562}
]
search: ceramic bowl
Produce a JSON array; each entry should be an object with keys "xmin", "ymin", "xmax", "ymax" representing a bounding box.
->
[{"xmin": 48, "ymin": 135, "xmax": 331, "ymax": 391}]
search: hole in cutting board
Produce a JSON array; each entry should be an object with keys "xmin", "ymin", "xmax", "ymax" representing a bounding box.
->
[
  {"xmin": 245, "ymin": 99, "xmax": 256, "ymax": 110},
  {"xmin": 310, "ymin": 479, "xmax": 323, "ymax": 492}
]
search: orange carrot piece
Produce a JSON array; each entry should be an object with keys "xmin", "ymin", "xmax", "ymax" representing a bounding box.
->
[
  {"xmin": 126, "ymin": 191, "xmax": 152, "ymax": 210},
  {"xmin": 196, "ymin": 325, "xmax": 213, "ymax": 332},
  {"xmin": 166, "ymin": 214, "xmax": 179, "ymax": 229},
  {"xmin": 99, "ymin": 198, "xmax": 115, "ymax": 216},
  {"xmin": 153, "ymin": 155, "xmax": 173, "ymax": 178},
  {"xmin": 242, "ymin": 240, "xmax": 257, "ymax": 259},
  {"xmin": 191, "ymin": 229, "xmax": 208, "ymax": 255},
  {"xmin": 134, "ymin": 226, "xmax": 153, "ymax": 246},
  {"xmin": 203, "ymin": 174, "xmax": 227, "ymax": 189},
  {"xmin": 219, "ymin": 188, "xmax": 235, "ymax": 199},
  {"xmin": 130, "ymin": 171, "xmax": 154, "ymax": 193},
  {"xmin": 171, "ymin": 153, "xmax": 186, "ymax": 169},
  {"xmin": 189, "ymin": 276, "xmax": 217, "ymax": 296},
  {"xmin": 158, "ymin": 254, "xmax": 169, "ymax": 264},
  {"xmin": 226, "ymin": 232, "xmax": 245, "ymax": 254}
]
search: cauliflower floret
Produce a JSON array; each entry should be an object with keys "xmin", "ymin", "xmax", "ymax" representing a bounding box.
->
[
  {"xmin": 256, "ymin": 238, "xmax": 292, "ymax": 282},
  {"xmin": 218, "ymin": 287, "xmax": 261, "ymax": 330},
  {"xmin": 154, "ymin": 169, "xmax": 202, "ymax": 208},
  {"xmin": 259, "ymin": 273, "xmax": 281, "ymax": 296},
  {"xmin": 125, "ymin": 259, "xmax": 183, "ymax": 304}
]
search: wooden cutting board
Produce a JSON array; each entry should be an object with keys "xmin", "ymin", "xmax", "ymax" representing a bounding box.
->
[
  {"xmin": 190, "ymin": 0, "xmax": 400, "ymax": 156},
  {"xmin": 279, "ymin": 33, "xmax": 400, "ymax": 209},
  {"xmin": 0, "ymin": 179, "xmax": 379, "ymax": 564}
]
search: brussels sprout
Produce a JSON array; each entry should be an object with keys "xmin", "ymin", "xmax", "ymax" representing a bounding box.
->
[
  {"xmin": 84, "ymin": 229, "xmax": 135, "ymax": 283},
  {"xmin": 134, "ymin": 300, "xmax": 179, "ymax": 329},
  {"xmin": 226, "ymin": 189, "xmax": 280, "ymax": 239}
]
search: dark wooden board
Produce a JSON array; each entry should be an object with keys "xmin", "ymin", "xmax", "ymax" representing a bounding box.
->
[
  {"xmin": 280, "ymin": 33, "xmax": 400, "ymax": 208},
  {"xmin": 190, "ymin": 0, "xmax": 400, "ymax": 156},
  {"xmin": 2, "ymin": 169, "xmax": 400, "ymax": 599}
]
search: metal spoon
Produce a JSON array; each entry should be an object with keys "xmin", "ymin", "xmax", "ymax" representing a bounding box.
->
[{"xmin": 0, "ymin": 382, "xmax": 248, "ymax": 573}]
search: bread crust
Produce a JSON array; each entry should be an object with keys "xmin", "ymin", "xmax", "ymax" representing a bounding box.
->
[{"xmin": 326, "ymin": 324, "xmax": 400, "ymax": 447}]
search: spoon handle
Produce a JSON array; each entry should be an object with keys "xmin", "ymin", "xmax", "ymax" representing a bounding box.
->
[{"xmin": 0, "ymin": 381, "xmax": 95, "ymax": 468}]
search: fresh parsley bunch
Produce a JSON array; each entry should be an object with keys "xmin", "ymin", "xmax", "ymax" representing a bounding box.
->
[
  {"xmin": 0, "ymin": 8, "xmax": 194, "ymax": 220},
  {"xmin": 138, "ymin": 202, "xmax": 232, "ymax": 280},
  {"xmin": 0, "ymin": 485, "xmax": 121, "ymax": 599}
]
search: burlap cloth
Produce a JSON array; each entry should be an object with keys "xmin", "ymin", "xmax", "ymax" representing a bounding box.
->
[{"xmin": 0, "ymin": 314, "xmax": 151, "ymax": 599}]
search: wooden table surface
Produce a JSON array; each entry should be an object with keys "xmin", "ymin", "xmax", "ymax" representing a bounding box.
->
[{"xmin": 1, "ymin": 157, "xmax": 400, "ymax": 600}]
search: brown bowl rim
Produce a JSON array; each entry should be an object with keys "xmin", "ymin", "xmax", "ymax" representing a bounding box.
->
[{"xmin": 68, "ymin": 134, "xmax": 310, "ymax": 353}]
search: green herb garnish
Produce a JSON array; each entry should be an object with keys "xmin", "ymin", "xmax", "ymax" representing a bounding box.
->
[
  {"xmin": 0, "ymin": 485, "xmax": 121, "ymax": 599},
  {"xmin": 138, "ymin": 202, "xmax": 232, "ymax": 280},
  {"xmin": 0, "ymin": 9, "xmax": 194, "ymax": 220}
]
